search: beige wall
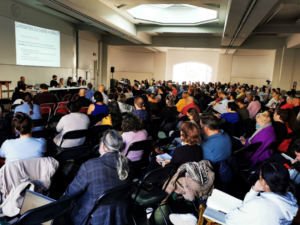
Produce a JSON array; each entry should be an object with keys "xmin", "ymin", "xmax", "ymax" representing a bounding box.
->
[
  {"xmin": 0, "ymin": 2, "xmax": 101, "ymax": 90},
  {"xmin": 217, "ymin": 54, "xmax": 233, "ymax": 83},
  {"xmin": 231, "ymin": 54, "xmax": 275, "ymax": 87},
  {"xmin": 292, "ymin": 49, "xmax": 300, "ymax": 91},
  {"xmin": 153, "ymin": 52, "xmax": 167, "ymax": 81},
  {"xmin": 166, "ymin": 49, "xmax": 220, "ymax": 82}
]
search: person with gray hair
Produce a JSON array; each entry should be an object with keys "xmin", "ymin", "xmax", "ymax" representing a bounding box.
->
[
  {"xmin": 180, "ymin": 96, "xmax": 200, "ymax": 116},
  {"xmin": 244, "ymin": 92, "xmax": 253, "ymax": 107},
  {"xmin": 117, "ymin": 93, "xmax": 135, "ymax": 113},
  {"xmin": 61, "ymin": 129, "xmax": 132, "ymax": 225}
]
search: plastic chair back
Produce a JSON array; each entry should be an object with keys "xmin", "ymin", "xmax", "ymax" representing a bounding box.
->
[
  {"xmin": 40, "ymin": 103, "xmax": 56, "ymax": 110},
  {"xmin": 79, "ymin": 107, "xmax": 88, "ymax": 114},
  {"xmin": 40, "ymin": 107, "xmax": 51, "ymax": 121},
  {"xmin": 142, "ymin": 165, "xmax": 175, "ymax": 187},
  {"xmin": 85, "ymin": 182, "xmax": 137, "ymax": 225},
  {"xmin": 55, "ymin": 107, "xmax": 68, "ymax": 115},
  {"xmin": 56, "ymin": 145, "xmax": 90, "ymax": 161},
  {"xmin": 32, "ymin": 119, "xmax": 47, "ymax": 128},
  {"xmin": 57, "ymin": 102, "xmax": 69, "ymax": 108},
  {"xmin": 89, "ymin": 125, "xmax": 112, "ymax": 135},
  {"xmin": 17, "ymin": 196, "xmax": 77, "ymax": 225},
  {"xmin": 125, "ymin": 139, "xmax": 154, "ymax": 157},
  {"xmin": 63, "ymin": 94, "xmax": 71, "ymax": 101}
]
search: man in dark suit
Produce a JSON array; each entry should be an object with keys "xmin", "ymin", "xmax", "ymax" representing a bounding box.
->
[{"xmin": 60, "ymin": 130, "xmax": 133, "ymax": 225}]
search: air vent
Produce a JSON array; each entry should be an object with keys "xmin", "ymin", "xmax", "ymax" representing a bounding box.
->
[
  {"xmin": 252, "ymin": 33, "xmax": 278, "ymax": 36},
  {"xmin": 36, "ymin": 4, "xmax": 85, "ymax": 23},
  {"xmin": 48, "ymin": 0, "xmax": 145, "ymax": 44}
]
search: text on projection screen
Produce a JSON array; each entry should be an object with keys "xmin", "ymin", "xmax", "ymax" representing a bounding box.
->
[{"xmin": 15, "ymin": 22, "xmax": 60, "ymax": 67}]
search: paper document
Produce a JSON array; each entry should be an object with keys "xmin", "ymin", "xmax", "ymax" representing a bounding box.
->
[
  {"xmin": 203, "ymin": 189, "xmax": 242, "ymax": 225},
  {"xmin": 156, "ymin": 153, "xmax": 172, "ymax": 161}
]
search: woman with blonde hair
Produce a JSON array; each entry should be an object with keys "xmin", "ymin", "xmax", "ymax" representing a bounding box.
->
[
  {"xmin": 239, "ymin": 111, "xmax": 276, "ymax": 167},
  {"xmin": 176, "ymin": 91, "xmax": 189, "ymax": 112}
]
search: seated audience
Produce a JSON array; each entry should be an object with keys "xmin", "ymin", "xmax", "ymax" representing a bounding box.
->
[
  {"xmin": 273, "ymin": 109, "xmax": 298, "ymax": 152},
  {"xmin": 278, "ymin": 95, "xmax": 287, "ymax": 108},
  {"xmin": 236, "ymin": 88, "xmax": 245, "ymax": 99},
  {"xmin": 214, "ymin": 91, "xmax": 233, "ymax": 114},
  {"xmin": 265, "ymin": 93, "xmax": 280, "ymax": 109},
  {"xmin": 145, "ymin": 92, "xmax": 159, "ymax": 113},
  {"xmin": 12, "ymin": 85, "xmax": 26, "ymax": 104},
  {"xmin": 226, "ymin": 162, "xmax": 298, "ymax": 225},
  {"xmin": 260, "ymin": 88, "xmax": 270, "ymax": 104},
  {"xmin": 15, "ymin": 93, "xmax": 43, "ymax": 131},
  {"xmin": 200, "ymin": 114, "xmax": 232, "ymax": 163},
  {"xmin": 160, "ymin": 94, "xmax": 178, "ymax": 118},
  {"xmin": 133, "ymin": 97, "xmax": 148, "ymax": 122},
  {"xmin": 176, "ymin": 91, "xmax": 188, "ymax": 112},
  {"xmin": 132, "ymin": 83, "xmax": 142, "ymax": 96},
  {"xmin": 85, "ymin": 83, "xmax": 94, "ymax": 100},
  {"xmin": 171, "ymin": 84, "xmax": 178, "ymax": 96},
  {"xmin": 187, "ymin": 108, "xmax": 200, "ymax": 125},
  {"xmin": 125, "ymin": 86, "xmax": 133, "ymax": 99},
  {"xmin": 247, "ymin": 96, "xmax": 261, "ymax": 119},
  {"xmin": 177, "ymin": 85, "xmax": 185, "ymax": 99},
  {"xmin": 235, "ymin": 98, "xmax": 250, "ymax": 120},
  {"xmin": 61, "ymin": 130, "xmax": 132, "ymax": 225},
  {"xmin": 98, "ymin": 101, "xmax": 123, "ymax": 128},
  {"xmin": 87, "ymin": 91, "xmax": 108, "ymax": 116},
  {"xmin": 77, "ymin": 89, "xmax": 91, "ymax": 107},
  {"xmin": 0, "ymin": 112, "xmax": 46, "ymax": 163},
  {"xmin": 181, "ymin": 96, "xmax": 200, "ymax": 116},
  {"xmin": 33, "ymin": 84, "xmax": 58, "ymax": 106},
  {"xmin": 239, "ymin": 111, "xmax": 276, "ymax": 167},
  {"xmin": 121, "ymin": 113, "xmax": 147, "ymax": 162},
  {"xmin": 292, "ymin": 97, "xmax": 300, "ymax": 116},
  {"xmin": 244, "ymin": 92, "xmax": 252, "ymax": 107},
  {"xmin": 50, "ymin": 75, "xmax": 59, "ymax": 87},
  {"xmin": 117, "ymin": 93, "xmax": 135, "ymax": 113},
  {"xmin": 218, "ymin": 102, "xmax": 240, "ymax": 124},
  {"xmin": 148, "ymin": 121, "xmax": 202, "ymax": 171},
  {"xmin": 54, "ymin": 101, "xmax": 90, "ymax": 148},
  {"xmin": 281, "ymin": 96, "xmax": 293, "ymax": 109}
]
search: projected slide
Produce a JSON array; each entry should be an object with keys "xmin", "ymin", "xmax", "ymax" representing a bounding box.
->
[{"xmin": 15, "ymin": 22, "xmax": 60, "ymax": 67}]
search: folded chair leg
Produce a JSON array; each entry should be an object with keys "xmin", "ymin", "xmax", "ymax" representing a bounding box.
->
[
  {"xmin": 131, "ymin": 214, "xmax": 137, "ymax": 225},
  {"xmin": 157, "ymin": 203, "xmax": 168, "ymax": 225}
]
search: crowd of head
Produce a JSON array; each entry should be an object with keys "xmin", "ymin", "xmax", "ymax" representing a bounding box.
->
[{"xmin": 0, "ymin": 77, "xmax": 300, "ymax": 224}]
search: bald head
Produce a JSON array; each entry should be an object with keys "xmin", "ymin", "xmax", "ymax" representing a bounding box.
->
[
  {"xmin": 79, "ymin": 89, "xmax": 86, "ymax": 97},
  {"xmin": 98, "ymin": 85, "xmax": 105, "ymax": 93},
  {"xmin": 293, "ymin": 97, "xmax": 300, "ymax": 106},
  {"xmin": 187, "ymin": 96, "xmax": 194, "ymax": 105}
]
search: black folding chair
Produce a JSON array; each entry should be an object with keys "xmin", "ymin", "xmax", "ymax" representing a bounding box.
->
[
  {"xmin": 16, "ymin": 196, "xmax": 77, "ymax": 225},
  {"xmin": 125, "ymin": 139, "xmax": 154, "ymax": 171},
  {"xmin": 89, "ymin": 113, "xmax": 108, "ymax": 126},
  {"xmin": 11, "ymin": 104, "xmax": 21, "ymax": 112},
  {"xmin": 32, "ymin": 119, "xmax": 47, "ymax": 129},
  {"xmin": 59, "ymin": 129, "xmax": 88, "ymax": 147},
  {"xmin": 0, "ymin": 99, "xmax": 11, "ymax": 114},
  {"xmin": 56, "ymin": 145, "xmax": 91, "ymax": 162},
  {"xmin": 131, "ymin": 165, "xmax": 176, "ymax": 225},
  {"xmin": 32, "ymin": 129, "xmax": 56, "ymax": 142},
  {"xmin": 234, "ymin": 142, "xmax": 262, "ymax": 171},
  {"xmin": 85, "ymin": 182, "xmax": 137, "ymax": 225},
  {"xmin": 48, "ymin": 114, "xmax": 65, "ymax": 128},
  {"xmin": 155, "ymin": 137, "xmax": 175, "ymax": 152}
]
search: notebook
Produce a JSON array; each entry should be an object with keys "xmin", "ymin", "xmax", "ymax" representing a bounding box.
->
[
  {"xmin": 9, "ymin": 190, "xmax": 56, "ymax": 225},
  {"xmin": 156, "ymin": 153, "xmax": 172, "ymax": 161},
  {"xmin": 203, "ymin": 189, "xmax": 242, "ymax": 225}
]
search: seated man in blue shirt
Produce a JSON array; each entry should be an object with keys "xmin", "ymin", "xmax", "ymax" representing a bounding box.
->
[
  {"xmin": 85, "ymin": 83, "xmax": 94, "ymax": 100},
  {"xmin": 200, "ymin": 114, "xmax": 232, "ymax": 163},
  {"xmin": 217, "ymin": 102, "xmax": 240, "ymax": 124},
  {"xmin": 133, "ymin": 97, "xmax": 148, "ymax": 122}
]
